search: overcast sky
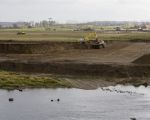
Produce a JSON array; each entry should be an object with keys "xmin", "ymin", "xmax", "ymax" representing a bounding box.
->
[{"xmin": 0, "ymin": 0, "xmax": 150, "ymax": 23}]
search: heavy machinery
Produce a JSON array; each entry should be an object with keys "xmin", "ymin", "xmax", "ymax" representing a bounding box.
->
[
  {"xmin": 83, "ymin": 32, "xmax": 105, "ymax": 49},
  {"xmin": 17, "ymin": 31, "xmax": 26, "ymax": 35},
  {"xmin": 84, "ymin": 32, "xmax": 97, "ymax": 41}
]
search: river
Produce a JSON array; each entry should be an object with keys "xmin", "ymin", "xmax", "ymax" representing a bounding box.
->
[{"xmin": 0, "ymin": 86, "xmax": 150, "ymax": 120}]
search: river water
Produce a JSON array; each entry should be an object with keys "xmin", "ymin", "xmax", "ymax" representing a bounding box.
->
[{"xmin": 0, "ymin": 86, "xmax": 150, "ymax": 120}]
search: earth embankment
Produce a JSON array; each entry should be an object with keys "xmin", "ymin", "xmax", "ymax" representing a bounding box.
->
[
  {"xmin": 0, "ymin": 41, "xmax": 150, "ymax": 87},
  {"xmin": 133, "ymin": 54, "xmax": 150, "ymax": 65}
]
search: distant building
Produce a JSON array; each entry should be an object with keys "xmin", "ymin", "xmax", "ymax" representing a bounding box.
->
[
  {"xmin": 0, "ymin": 22, "xmax": 32, "ymax": 28},
  {"xmin": 138, "ymin": 24, "xmax": 150, "ymax": 30},
  {"xmin": 115, "ymin": 27, "xmax": 121, "ymax": 31},
  {"xmin": 82, "ymin": 27, "xmax": 94, "ymax": 31},
  {"xmin": 145, "ymin": 25, "xmax": 150, "ymax": 29},
  {"xmin": 137, "ymin": 28, "xmax": 143, "ymax": 31}
]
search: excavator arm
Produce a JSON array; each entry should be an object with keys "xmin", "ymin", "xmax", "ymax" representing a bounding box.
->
[{"xmin": 84, "ymin": 32, "xmax": 97, "ymax": 41}]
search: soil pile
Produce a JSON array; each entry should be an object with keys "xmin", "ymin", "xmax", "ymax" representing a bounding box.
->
[{"xmin": 133, "ymin": 54, "xmax": 150, "ymax": 64}]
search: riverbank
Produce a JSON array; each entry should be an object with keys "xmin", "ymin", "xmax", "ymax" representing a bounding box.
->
[
  {"xmin": 0, "ymin": 70, "xmax": 149, "ymax": 90},
  {"xmin": 0, "ymin": 71, "xmax": 73, "ymax": 90},
  {"xmin": 0, "ymin": 41, "xmax": 150, "ymax": 90},
  {"xmin": 0, "ymin": 41, "xmax": 150, "ymax": 77}
]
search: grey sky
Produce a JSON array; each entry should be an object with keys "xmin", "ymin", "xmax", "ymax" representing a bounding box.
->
[{"xmin": 0, "ymin": 0, "xmax": 150, "ymax": 22}]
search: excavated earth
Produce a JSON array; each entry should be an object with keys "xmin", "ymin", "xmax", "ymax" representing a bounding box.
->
[{"xmin": 0, "ymin": 40, "xmax": 150, "ymax": 88}]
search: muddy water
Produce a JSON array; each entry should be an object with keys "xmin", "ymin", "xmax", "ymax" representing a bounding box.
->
[{"xmin": 0, "ymin": 86, "xmax": 150, "ymax": 120}]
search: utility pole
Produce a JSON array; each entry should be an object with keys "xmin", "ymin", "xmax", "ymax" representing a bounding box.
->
[{"xmin": 48, "ymin": 18, "xmax": 52, "ymax": 27}]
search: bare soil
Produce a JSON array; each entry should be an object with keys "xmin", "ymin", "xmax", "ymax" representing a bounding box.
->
[
  {"xmin": 0, "ymin": 41, "xmax": 150, "ymax": 88},
  {"xmin": 0, "ymin": 41, "xmax": 150, "ymax": 63},
  {"xmin": 133, "ymin": 54, "xmax": 150, "ymax": 64}
]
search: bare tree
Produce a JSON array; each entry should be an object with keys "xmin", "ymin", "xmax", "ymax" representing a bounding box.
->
[
  {"xmin": 12, "ymin": 24, "xmax": 19, "ymax": 28},
  {"xmin": 0, "ymin": 25, "xmax": 2, "ymax": 29}
]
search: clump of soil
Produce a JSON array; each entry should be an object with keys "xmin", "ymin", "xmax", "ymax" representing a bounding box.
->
[{"xmin": 133, "ymin": 54, "xmax": 150, "ymax": 64}]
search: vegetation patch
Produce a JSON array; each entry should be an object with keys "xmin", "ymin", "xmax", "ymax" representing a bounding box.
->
[
  {"xmin": 0, "ymin": 71, "xmax": 73, "ymax": 90},
  {"xmin": 1, "ymin": 30, "xmax": 150, "ymax": 42}
]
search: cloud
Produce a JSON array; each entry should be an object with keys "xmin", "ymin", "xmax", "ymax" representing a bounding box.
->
[
  {"xmin": 0, "ymin": 0, "xmax": 150, "ymax": 22},
  {"xmin": 117, "ymin": 0, "xmax": 150, "ymax": 5},
  {"xmin": 0, "ymin": 0, "xmax": 76, "ymax": 5}
]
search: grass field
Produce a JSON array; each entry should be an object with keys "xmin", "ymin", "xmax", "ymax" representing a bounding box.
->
[
  {"xmin": 0, "ymin": 28, "xmax": 150, "ymax": 41},
  {"xmin": 0, "ymin": 71, "xmax": 72, "ymax": 90}
]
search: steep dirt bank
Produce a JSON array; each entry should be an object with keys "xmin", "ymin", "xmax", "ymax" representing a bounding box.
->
[
  {"xmin": 0, "ymin": 70, "xmax": 149, "ymax": 90},
  {"xmin": 0, "ymin": 41, "xmax": 150, "ymax": 88},
  {"xmin": 0, "ymin": 41, "xmax": 91, "ymax": 54},
  {"xmin": 0, "ymin": 40, "xmax": 149, "ymax": 54},
  {"xmin": 0, "ymin": 60, "xmax": 150, "ymax": 78},
  {"xmin": 63, "ymin": 76, "xmax": 150, "ymax": 89},
  {"xmin": 133, "ymin": 54, "xmax": 150, "ymax": 64},
  {"xmin": 0, "ymin": 41, "xmax": 150, "ymax": 77}
]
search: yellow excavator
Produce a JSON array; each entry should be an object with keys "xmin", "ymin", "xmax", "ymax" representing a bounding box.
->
[
  {"xmin": 84, "ymin": 32, "xmax": 98, "ymax": 41},
  {"xmin": 83, "ymin": 32, "xmax": 105, "ymax": 48}
]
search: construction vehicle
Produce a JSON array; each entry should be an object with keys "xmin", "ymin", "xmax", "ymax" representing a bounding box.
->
[
  {"xmin": 83, "ymin": 32, "xmax": 105, "ymax": 49},
  {"xmin": 17, "ymin": 32, "xmax": 26, "ymax": 35},
  {"xmin": 84, "ymin": 32, "xmax": 97, "ymax": 41}
]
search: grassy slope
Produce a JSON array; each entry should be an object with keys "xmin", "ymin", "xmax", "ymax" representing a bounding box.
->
[{"xmin": 0, "ymin": 71, "xmax": 72, "ymax": 90}]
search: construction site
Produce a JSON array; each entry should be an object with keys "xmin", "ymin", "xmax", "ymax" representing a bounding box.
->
[{"xmin": 0, "ymin": 37, "xmax": 150, "ymax": 88}]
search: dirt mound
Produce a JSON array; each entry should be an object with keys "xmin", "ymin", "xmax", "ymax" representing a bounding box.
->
[{"xmin": 133, "ymin": 54, "xmax": 150, "ymax": 64}]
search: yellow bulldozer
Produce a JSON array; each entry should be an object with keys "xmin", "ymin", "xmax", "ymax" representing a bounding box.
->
[{"xmin": 82, "ymin": 32, "xmax": 105, "ymax": 49}]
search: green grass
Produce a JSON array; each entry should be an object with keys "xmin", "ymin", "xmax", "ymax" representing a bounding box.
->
[
  {"xmin": 0, "ymin": 71, "xmax": 73, "ymax": 90},
  {"xmin": 0, "ymin": 28, "xmax": 150, "ymax": 42},
  {"xmin": 97, "ymin": 32, "xmax": 150, "ymax": 41},
  {"xmin": 0, "ymin": 31, "xmax": 84, "ymax": 41}
]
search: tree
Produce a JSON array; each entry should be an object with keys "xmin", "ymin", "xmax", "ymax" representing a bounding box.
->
[
  {"xmin": 12, "ymin": 24, "xmax": 19, "ymax": 28},
  {"xmin": 41, "ymin": 20, "xmax": 49, "ymax": 28},
  {"xmin": 48, "ymin": 18, "xmax": 56, "ymax": 26},
  {"xmin": 115, "ymin": 27, "xmax": 121, "ymax": 31}
]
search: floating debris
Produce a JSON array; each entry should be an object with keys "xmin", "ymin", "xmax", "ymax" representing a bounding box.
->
[
  {"xmin": 9, "ymin": 98, "xmax": 14, "ymax": 102},
  {"xmin": 101, "ymin": 87, "xmax": 144, "ymax": 95},
  {"xmin": 130, "ymin": 118, "xmax": 136, "ymax": 120},
  {"xmin": 18, "ymin": 89, "xmax": 23, "ymax": 92}
]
